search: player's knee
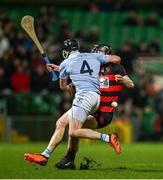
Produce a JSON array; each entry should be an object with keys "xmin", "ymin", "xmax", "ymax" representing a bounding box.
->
[
  {"xmin": 56, "ymin": 120, "xmax": 67, "ymax": 129},
  {"xmin": 69, "ymin": 129, "xmax": 78, "ymax": 137}
]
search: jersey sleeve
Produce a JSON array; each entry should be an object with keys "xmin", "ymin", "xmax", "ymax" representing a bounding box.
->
[
  {"xmin": 93, "ymin": 53, "xmax": 109, "ymax": 64},
  {"xmin": 118, "ymin": 64, "xmax": 127, "ymax": 76},
  {"xmin": 59, "ymin": 61, "xmax": 68, "ymax": 79}
]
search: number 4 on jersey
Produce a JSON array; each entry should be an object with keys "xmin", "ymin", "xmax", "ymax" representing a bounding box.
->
[{"xmin": 80, "ymin": 60, "xmax": 93, "ymax": 75}]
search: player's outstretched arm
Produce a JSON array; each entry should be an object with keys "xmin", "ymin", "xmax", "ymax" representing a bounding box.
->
[
  {"xmin": 115, "ymin": 75, "xmax": 134, "ymax": 88},
  {"xmin": 60, "ymin": 79, "xmax": 68, "ymax": 90},
  {"xmin": 46, "ymin": 64, "xmax": 59, "ymax": 72},
  {"xmin": 60, "ymin": 79, "xmax": 75, "ymax": 95},
  {"xmin": 108, "ymin": 55, "xmax": 121, "ymax": 64},
  {"xmin": 46, "ymin": 63, "xmax": 71, "ymax": 91},
  {"xmin": 47, "ymin": 63, "xmax": 75, "ymax": 95}
]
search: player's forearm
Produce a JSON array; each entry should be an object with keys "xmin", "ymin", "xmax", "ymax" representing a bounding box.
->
[
  {"xmin": 46, "ymin": 64, "xmax": 59, "ymax": 72},
  {"xmin": 122, "ymin": 76, "xmax": 134, "ymax": 88},
  {"xmin": 60, "ymin": 79, "xmax": 75, "ymax": 95},
  {"xmin": 60, "ymin": 84, "xmax": 70, "ymax": 91},
  {"xmin": 108, "ymin": 55, "xmax": 121, "ymax": 64},
  {"xmin": 60, "ymin": 79, "xmax": 68, "ymax": 90}
]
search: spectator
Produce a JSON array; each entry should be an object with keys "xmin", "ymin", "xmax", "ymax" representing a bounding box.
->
[
  {"xmin": 132, "ymin": 75, "xmax": 150, "ymax": 109},
  {"xmin": 46, "ymin": 6, "xmax": 56, "ymax": 35},
  {"xmin": 31, "ymin": 65, "xmax": 49, "ymax": 92},
  {"xmin": 124, "ymin": 11, "xmax": 144, "ymax": 26},
  {"xmin": 116, "ymin": 42, "xmax": 136, "ymax": 74},
  {"xmin": 115, "ymin": 0, "xmax": 137, "ymax": 12},
  {"xmin": 114, "ymin": 107, "xmax": 133, "ymax": 143},
  {"xmin": 57, "ymin": 18, "xmax": 75, "ymax": 41},
  {"xmin": 145, "ymin": 12, "xmax": 159, "ymax": 27},
  {"xmin": 44, "ymin": 38, "xmax": 61, "ymax": 64},
  {"xmin": 126, "ymin": 38, "xmax": 138, "ymax": 53},
  {"xmin": 14, "ymin": 44, "xmax": 29, "ymax": 60},
  {"xmin": 154, "ymin": 84, "xmax": 163, "ymax": 139},
  {"xmin": 137, "ymin": 39, "xmax": 149, "ymax": 56},
  {"xmin": 0, "ymin": 29, "xmax": 9, "ymax": 58},
  {"xmin": 88, "ymin": 0, "xmax": 99, "ymax": 14},
  {"xmin": 30, "ymin": 51, "xmax": 44, "ymax": 71},
  {"xmin": 86, "ymin": 26, "xmax": 99, "ymax": 44},
  {"xmin": 121, "ymin": 0, "xmax": 137, "ymax": 11},
  {"xmin": 75, "ymin": 28, "xmax": 85, "ymax": 41},
  {"xmin": 148, "ymin": 38, "xmax": 161, "ymax": 55},
  {"xmin": 0, "ymin": 66, "xmax": 10, "ymax": 93},
  {"xmin": 131, "ymin": 75, "xmax": 152, "ymax": 139},
  {"xmin": 7, "ymin": 29, "xmax": 18, "ymax": 47},
  {"xmin": 10, "ymin": 64, "xmax": 31, "ymax": 92}
]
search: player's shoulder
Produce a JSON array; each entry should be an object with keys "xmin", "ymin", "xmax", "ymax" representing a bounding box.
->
[
  {"xmin": 60, "ymin": 58, "xmax": 69, "ymax": 67},
  {"xmin": 79, "ymin": 52, "xmax": 93, "ymax": 56},
  {"xmin": 80, "ymin": 52, "xmax": 98, "ymax": 56},
  {"xmin": 80, "ymin": 52, "xmax": 103, "ymax": 59}
]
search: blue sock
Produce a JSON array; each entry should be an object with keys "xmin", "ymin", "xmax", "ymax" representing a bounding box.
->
[
  {"xmin": 41, "ymin": 148, "xmax": 51, "ymax": 158},
  {"xmin": 100, "ymin": 133, "xmax": 110, "ymax": 143}
]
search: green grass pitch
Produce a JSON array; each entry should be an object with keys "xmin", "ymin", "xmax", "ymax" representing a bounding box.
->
[{"xmin": 0, "ymin": 142, "xmax": 163, "ymax": 179}]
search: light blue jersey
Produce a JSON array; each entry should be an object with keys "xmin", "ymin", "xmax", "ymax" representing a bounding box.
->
[{"xmin": 59, "ymin": 51, "xmax": 109, "ymax": 96}]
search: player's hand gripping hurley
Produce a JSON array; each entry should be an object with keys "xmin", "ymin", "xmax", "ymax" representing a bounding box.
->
[{"xmin": 21, "ymin": 15, "xmax": 58, "ymax": 81}]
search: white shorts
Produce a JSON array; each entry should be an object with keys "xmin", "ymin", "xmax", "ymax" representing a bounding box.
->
[{"xmin": 68, "ymin": 91, "xmax": 100, "ymax": 123}]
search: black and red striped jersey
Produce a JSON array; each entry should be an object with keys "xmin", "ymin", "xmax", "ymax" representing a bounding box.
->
[{"xmin": 98, "ymin": 63, "xmax": 126, "ymax": 113}]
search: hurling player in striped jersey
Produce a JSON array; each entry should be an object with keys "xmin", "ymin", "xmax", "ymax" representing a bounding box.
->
[{"xmin": 24, "ymin": 44, "xmax": 134, "ymax": 169}]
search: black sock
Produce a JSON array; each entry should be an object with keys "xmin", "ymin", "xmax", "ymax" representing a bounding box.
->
[{"xmin": 66, "ymin": 150, "xmax": 76, "ymax": 161}]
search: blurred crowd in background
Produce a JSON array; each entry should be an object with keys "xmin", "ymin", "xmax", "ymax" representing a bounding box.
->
[{"xmin": 0, "ymin": 1, "xmax": 163, "ymax": 142}]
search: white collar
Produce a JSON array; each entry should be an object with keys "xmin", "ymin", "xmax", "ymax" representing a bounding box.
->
[{"xmin": 68, "ymin": 51, "xmax": 80, "ymax": 58}]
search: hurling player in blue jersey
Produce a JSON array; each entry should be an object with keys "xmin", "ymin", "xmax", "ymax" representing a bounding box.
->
[
  {"xmin": 54, "ymin": 44, "xmax": 134, "ymax": 169},
  {"xmin": 24, "ymin": 39, "xmax": 121, "ymax": 166}
]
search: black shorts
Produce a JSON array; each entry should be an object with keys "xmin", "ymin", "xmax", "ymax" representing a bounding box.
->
[{"xmin": 94, "ymin": 111, "xmax": 113, "ymax": 129}]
